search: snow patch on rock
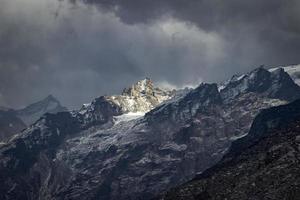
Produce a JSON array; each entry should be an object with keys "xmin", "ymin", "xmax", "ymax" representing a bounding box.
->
[{"xmin": 113, "ymin": 112, "xmax": 145, "ymax": 125}]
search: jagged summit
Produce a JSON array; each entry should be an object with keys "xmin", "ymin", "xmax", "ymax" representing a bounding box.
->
[
  {"xmin": 219, "ymin": 66, "xmax": 300, "ymax": 102},
  {"xmin": 110, "ymin": 78, "xmax": 175, "ymax": 113},
  {"xmin": 121, "ymin": 77, "xmax": 174, "ymax": 101},
  {"xmin": 122, "ymin": 77, "xmax": 154, "ymax": 97},
  {"xmin": 78, "ymin": 78, "xmax": 175, "ymax": 123}
]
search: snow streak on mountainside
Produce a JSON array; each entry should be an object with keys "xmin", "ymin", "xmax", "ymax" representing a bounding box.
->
[
  {"xmin": 113, "ymin": 112, "xmax": 145, "ymax": 125},
  {"xmin": 0, "ymin": 67, "xmax": 300, "ymax": 200}
]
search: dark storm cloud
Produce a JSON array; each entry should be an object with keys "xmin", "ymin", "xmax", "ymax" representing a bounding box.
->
[
  {"xmin": 77, "ymin": 0, "xmax": 300, "ymax": 33},
  {"xmin": 0, "ymin": 0, "xmax": 299, "ymax": 108},
  {"xmin": 76, "ymin": 0, "xmax": 300, "ymax": 65}
]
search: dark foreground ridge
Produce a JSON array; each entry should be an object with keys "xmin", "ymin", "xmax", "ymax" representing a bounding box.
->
[{"xmin": 157, "ymin": 99, "xmax": 300, "ymax": 200}]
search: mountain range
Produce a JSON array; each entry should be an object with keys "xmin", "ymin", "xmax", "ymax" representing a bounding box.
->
[{"xmin": 0, "ymin": 65, "xmax": 300, "ymax": 199}]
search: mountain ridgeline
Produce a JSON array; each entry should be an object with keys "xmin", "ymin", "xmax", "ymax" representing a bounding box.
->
[{"xmin": 0, "ymin": 66, "xmax": 300, "ymax": 200}]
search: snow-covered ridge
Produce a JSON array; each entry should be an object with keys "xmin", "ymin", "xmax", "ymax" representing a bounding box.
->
[
  {"xmin": 269, "ymin": 64, "xmax": 300, "ymax": 86},
  {"xmin": 219, "ymin": 65, "xmax": 300, "ymax": 92},
  {"xmin": 217, "ymin": 65, "xmax": 300, "ymax": 103},
  {"xmin": 218, "ymin": 74, "xmax": 246, "ymax": 91}
]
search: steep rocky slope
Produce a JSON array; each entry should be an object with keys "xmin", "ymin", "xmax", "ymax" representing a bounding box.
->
[
  {"xmin": 0, "ymin": 67, "xmax": 300, "ymax": 200},
  {"xmin": 158, "ymin": 99, "xmax": 300, "ymax": 200}
]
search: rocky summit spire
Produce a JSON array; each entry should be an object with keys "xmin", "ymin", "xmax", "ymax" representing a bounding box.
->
[
  {"xmin": 103, "ymin": 78, "xmax": 175, "ymax": 113},
  {"xmin": 122, "ymin": 77, "xmax": 155, "ymax": 97},
  {"xmin": 77, "ymin": 78, "xmax": 175, "ymax": 124}
]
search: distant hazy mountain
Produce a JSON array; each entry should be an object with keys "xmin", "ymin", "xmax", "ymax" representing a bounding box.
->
[
  {"xmin": 16, "ymin": 95, "xmax": 68, "ymax": 126},
  {"xmin": 0, "ymin": 67, "xmax": 300, "ymax": 200},
  {"xmin": 0, "ymin": 95, "xmax": 67, "ymax": 142}
]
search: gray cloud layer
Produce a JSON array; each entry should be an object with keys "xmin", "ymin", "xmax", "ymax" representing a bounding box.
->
[{"xmin": 0, "ymin": 0, "xmax": 299, "ymax": 108}]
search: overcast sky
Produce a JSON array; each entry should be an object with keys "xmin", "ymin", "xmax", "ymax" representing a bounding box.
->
[{"xmin": 0, "ymin": 0, "xmax": 300, "ymax": 109}]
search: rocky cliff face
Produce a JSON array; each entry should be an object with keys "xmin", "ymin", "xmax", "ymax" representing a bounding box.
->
[
  {"xmin": 158, "ymin": 99, "xmax": 300, "ymax": 200},
  {"xmin": 0, "ymin": 67, "xmax": 299, "ymax": 200}
]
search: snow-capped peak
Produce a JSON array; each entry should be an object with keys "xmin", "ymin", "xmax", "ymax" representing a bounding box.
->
[
  {"xmin": 122, "ymin": 77, "xmax": 154, "ymax": 97},
  {"xmin": 109, "ymin": 78, "xmax": 175, "ymax": 113},
  {"xmin": 77, "ymin": 78, "xmax": 176, "ymax": 127}
]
